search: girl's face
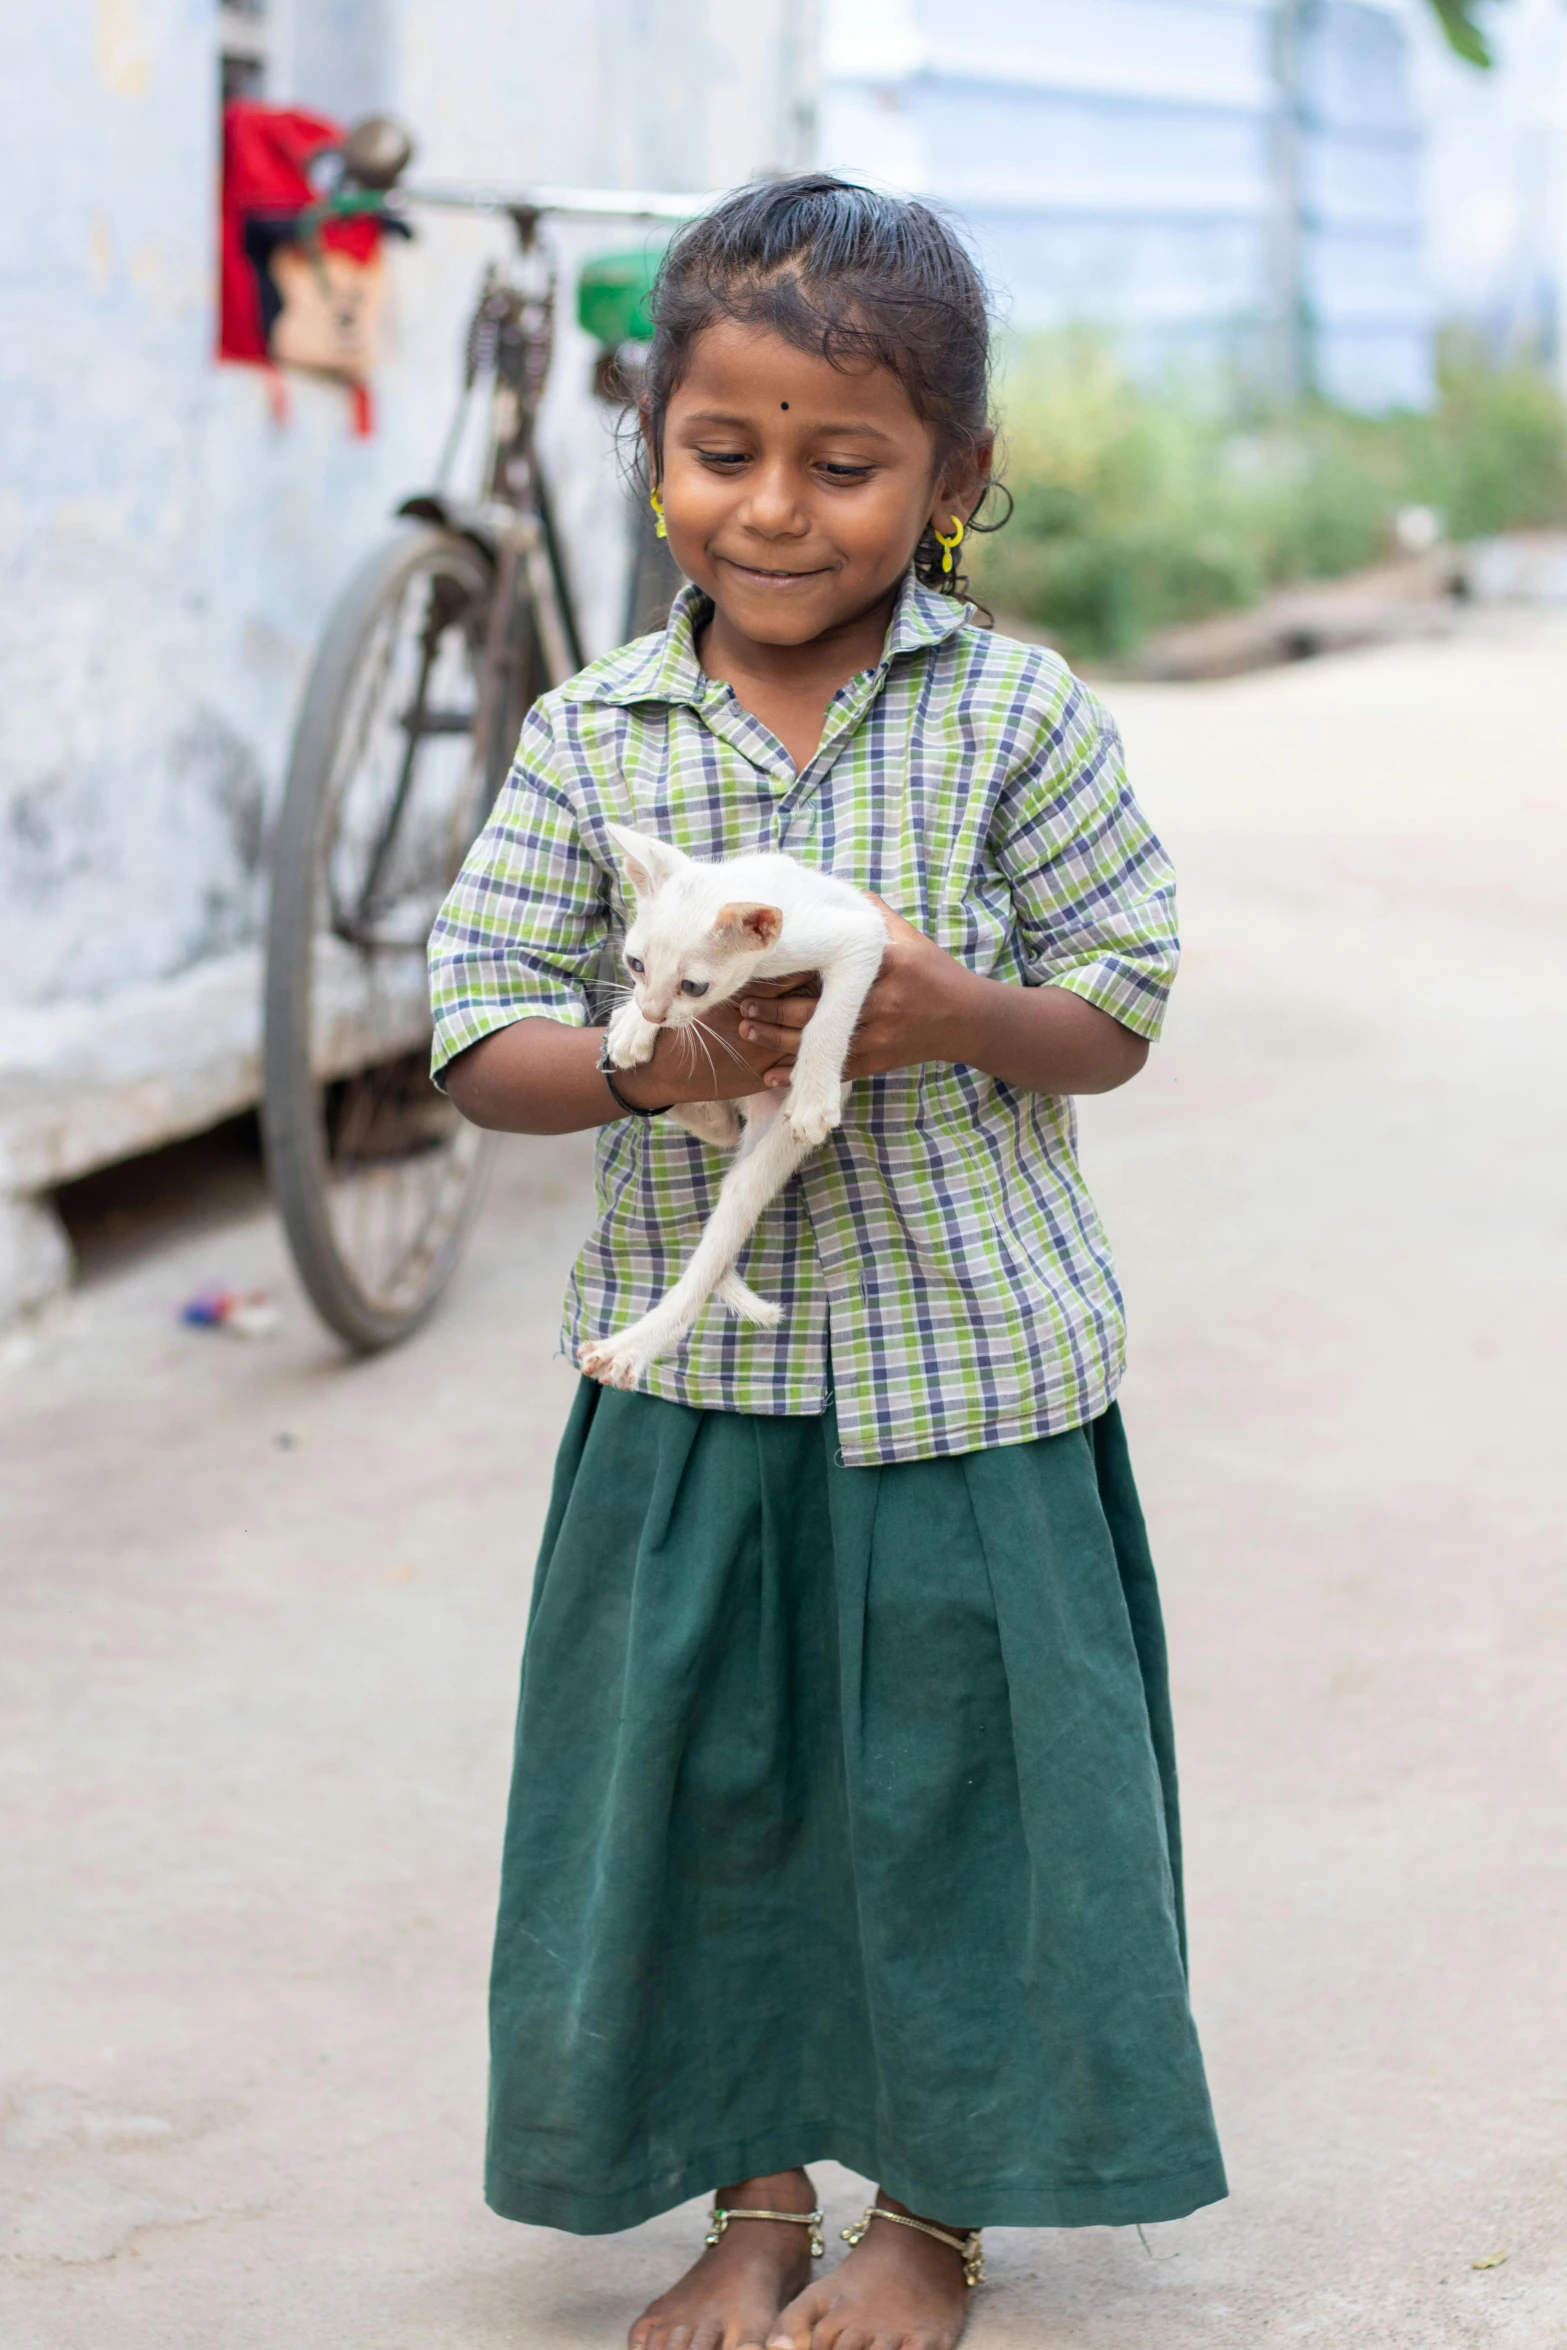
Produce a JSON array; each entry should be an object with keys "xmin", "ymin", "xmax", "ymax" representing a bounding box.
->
[{"xmin": 656, "ymin": 319, "xmax": 988, "ymax": 649}]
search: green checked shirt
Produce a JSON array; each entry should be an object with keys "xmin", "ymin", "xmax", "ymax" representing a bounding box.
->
[{"xmin": 429, "ymin": 574, "xmax": 1178, "ymax": 1466}]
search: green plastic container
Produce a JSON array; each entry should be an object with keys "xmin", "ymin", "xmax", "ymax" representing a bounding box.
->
[{"xmin": 576, "ymin": 247, "xmax": 663, "ymax": 349}]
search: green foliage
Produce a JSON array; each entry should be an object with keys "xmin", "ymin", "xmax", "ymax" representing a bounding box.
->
[
  {"xmin": 1424, "ymin": 0, "xmax": 1503, "ymax": 71},
  {"xmin": 975, "ymin": 329, "xmax": 1567, "ymax": 661},
  {"xmin": 974, "ymin": 335, "xmax": 1258, "ymax": 658},
  {"xmin": 1422, "ymin": 340, "xmax": 1567, "ymax": 536}
]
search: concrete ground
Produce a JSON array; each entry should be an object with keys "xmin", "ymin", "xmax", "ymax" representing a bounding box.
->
[{"xmin": 3, "ymin": 612, "xmax": 1565, "ymax": 2348}]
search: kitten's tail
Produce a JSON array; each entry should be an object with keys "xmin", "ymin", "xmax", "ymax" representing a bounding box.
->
[{"xmin": 715, "ymin": 1270, "xmax": 782, "ymax": 1328}]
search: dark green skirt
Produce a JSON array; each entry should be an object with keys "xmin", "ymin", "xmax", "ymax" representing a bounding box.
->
[{"xmin": 486, "ymin": 1381, "xmax": 1226, "ymax": 2233}]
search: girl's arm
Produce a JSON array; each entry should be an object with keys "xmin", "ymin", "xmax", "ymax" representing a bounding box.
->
[
  {"xmin": 447, "ymin": 906, "xmax": 1142, "ymax": 1132},
  {"xmin": 444, "ymin": 1022, "xmax": 633, "ymax": 1135},
  {"xmin": 740, "ymin": 687, "xmax": 1177, "ymax": 1099},
  {"xmin": 855, "ymin": 903, "xmax": 1149, "ymax": 1091},
  {"xmin": 734, "ymin": 902, "xmax": 1147, "ymax": 1099},
  {"xmin": 443, "ymin": 986, "xmax": 801, "ymax": 1135}
]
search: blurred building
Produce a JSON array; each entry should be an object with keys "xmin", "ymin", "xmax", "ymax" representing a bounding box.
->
[
  {"xmin": 821, "ymin": 0, "xmax": 1567, "ymax": 403},
  {"xmin": 0, "ymin": 0, "xmax": 817, "ymax": 1317},
  {"xmin": 821, "ymin": 0, "xmax": 1434, "ymax": 406},
  {"xmin": 1415, "ymin": 0, "xmax": 1567, "ymax": 369}
]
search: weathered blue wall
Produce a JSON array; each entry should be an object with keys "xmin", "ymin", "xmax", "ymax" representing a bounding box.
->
[
  {"xmin": 0, "ymin": 0, "xmax": 814, "ymax": 1020},
  {"xmin": 0, "ymin": 0, "xmax": 817, "ymax": 1313}
]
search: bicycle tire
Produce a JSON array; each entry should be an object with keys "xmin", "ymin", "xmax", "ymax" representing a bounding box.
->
[{"xmin": 264, "ymin": 525, "xmax": 526, "ymax": 1351}]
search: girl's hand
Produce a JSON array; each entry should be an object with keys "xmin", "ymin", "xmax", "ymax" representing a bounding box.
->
[
  {"xmin": 738, "ymin": 898, "xmax": 974, "ymax": 1084},
  {"xmin": 736, "ymin": 895, "xmax": 1150, "ymax": 1097},
  {"xmin": 448, "ymin": 900, "xmax": 1145, "ymax": 1135},
  {"xmin": 627, "ymin": 971, "xmax": 821, "ymax": 1104}
]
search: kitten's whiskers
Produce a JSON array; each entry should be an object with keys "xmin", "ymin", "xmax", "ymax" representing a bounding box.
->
[
  {"xmin": 679, "ymin": 1024, "xmax": 719, "ymax": 1093},
  {"xmin": 689, "ymin": 1015, "xmax": 750, "ymax": 1073}
]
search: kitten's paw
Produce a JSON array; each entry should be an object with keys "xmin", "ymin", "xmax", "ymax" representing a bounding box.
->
[
  {"xmin": 578, "ymin": 1338, "xmax": 637, "ymax": 1389},
  {"xmin": 578, "ymin": 1320, "xmax": 665, "ymax": 1388},
  {"xmin": 786, "ymin": 1084, "xmax": 842, "ymax": 1148},
  {"xmin": 605, "ymin": 1002, "xmax": 657, "ymax": 1068}
]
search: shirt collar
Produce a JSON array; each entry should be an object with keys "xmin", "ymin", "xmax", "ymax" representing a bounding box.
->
[{"xmin": 560, "ymin": 568, "xmax": 972, "ymax": 710}]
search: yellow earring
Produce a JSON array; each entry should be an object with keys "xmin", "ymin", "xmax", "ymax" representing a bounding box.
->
[
  {"xmin": 650, "ymin": 487, "xmax": 667, "ymax": 540},
  {"xmin": 933, "ymin": 514, "xmax": 965, "ymax": 575}
]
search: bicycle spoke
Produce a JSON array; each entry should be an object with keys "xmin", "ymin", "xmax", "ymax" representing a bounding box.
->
[{"xmin": 354, "ymin": 624, "xmax": 440, "ymax": 927}]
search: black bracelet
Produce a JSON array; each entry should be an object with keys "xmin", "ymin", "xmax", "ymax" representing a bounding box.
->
[
  {"xmin": 603, "ymin": 1066, "xmax": 673, "ymax": 1118},
  {"xmin": 595, "ymin": 1033, "xmax": 673, "ymax": 1118}
]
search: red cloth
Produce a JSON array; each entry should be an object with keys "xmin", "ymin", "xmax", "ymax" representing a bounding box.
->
[{"xmin": 219, "ymin": 101, "xmax": 381, "ymax": 362}]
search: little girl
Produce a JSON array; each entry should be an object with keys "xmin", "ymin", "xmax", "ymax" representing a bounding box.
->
[{"xmin": 430, "ymin": 175, "xmax": 1224, "ymax": 2350}]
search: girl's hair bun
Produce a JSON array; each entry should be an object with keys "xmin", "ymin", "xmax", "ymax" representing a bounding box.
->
[{"xmin": 640, "ymin": 173, "xmax": 1006, "ymax": 597}]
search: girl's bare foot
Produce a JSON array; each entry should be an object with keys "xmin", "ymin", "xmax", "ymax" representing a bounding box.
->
[
  {"xmin": 629, "ymin": 2168, "xmax": 819, "ymax": 2350},
  {"xmin": 765, "ymin": 2193, "xmax": 974, "ymax": 2350}
]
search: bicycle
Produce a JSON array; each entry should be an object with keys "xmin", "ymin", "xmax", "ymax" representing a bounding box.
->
[{"xmin": 262, "ymin": 133, "xmax": 695, "ymax": 1351}]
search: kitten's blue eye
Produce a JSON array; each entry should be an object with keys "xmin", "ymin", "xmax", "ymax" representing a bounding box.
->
[
  {"xmin": 680, "ymin": 979, "xmax": 710, "ymax": 998},
  {"xmin": 627, "ymin": 955, "xmax": 645, "ymax": 974}
]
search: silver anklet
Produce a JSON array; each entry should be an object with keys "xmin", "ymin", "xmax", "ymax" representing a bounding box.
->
[
  {"xmin": 706, "ymin": 2204, "xmax": 826, "ymax": 2259},
  {"xmin": 841, "ymin": 2203, "xmax": 985, "ymax": 2288}
]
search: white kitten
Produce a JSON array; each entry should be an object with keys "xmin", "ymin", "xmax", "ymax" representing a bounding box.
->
[{"xmin": 578, "ymin": 823, "xmax": 886, "ymax": 1390}]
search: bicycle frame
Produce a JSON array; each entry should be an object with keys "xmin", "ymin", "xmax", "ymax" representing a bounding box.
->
[
  {"xmin": 261, "ymin": 174, "xmax": 706, "ymax": 1350},
  {"xmin": 392, "ymin": 183, "xmax": 705, "ymax": 697},
  {"xmin": 393, "ymin": 207, "xmax": 577, "ymax": 744}
]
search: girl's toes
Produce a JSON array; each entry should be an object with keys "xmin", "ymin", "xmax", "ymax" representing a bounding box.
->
[{"xmin": 766, "ymin": 2287, "xmax": 827, "ymax": 2350}]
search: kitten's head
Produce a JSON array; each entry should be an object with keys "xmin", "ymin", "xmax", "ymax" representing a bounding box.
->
[{"xmin": 606, "ymin": 824, "xmax": 783, "ymax": 1030}]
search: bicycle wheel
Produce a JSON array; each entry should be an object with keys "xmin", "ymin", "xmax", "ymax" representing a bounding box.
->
[{"xmin": 263, "ymin": 525, "xmax": 535, "ymax": 1350}]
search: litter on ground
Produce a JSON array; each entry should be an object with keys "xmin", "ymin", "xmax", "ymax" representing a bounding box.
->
[{"xmin": 179, "ymin": 1289, "xmax": 282, "ymax": 1339}]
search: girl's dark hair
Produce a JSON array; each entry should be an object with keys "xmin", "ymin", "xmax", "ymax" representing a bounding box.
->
[{"xmin": 639, "ymin": 174, "xmax": 1008, "ymax": 601}]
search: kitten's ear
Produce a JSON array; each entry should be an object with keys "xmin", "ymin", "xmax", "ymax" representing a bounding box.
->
[
  {"xmin": 712, "ymin": 901, "xmax": 784, "ymax": 952},
  {"xmin": 605, "ymin": 822, "xmax": 688, "ymax": 897}
]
